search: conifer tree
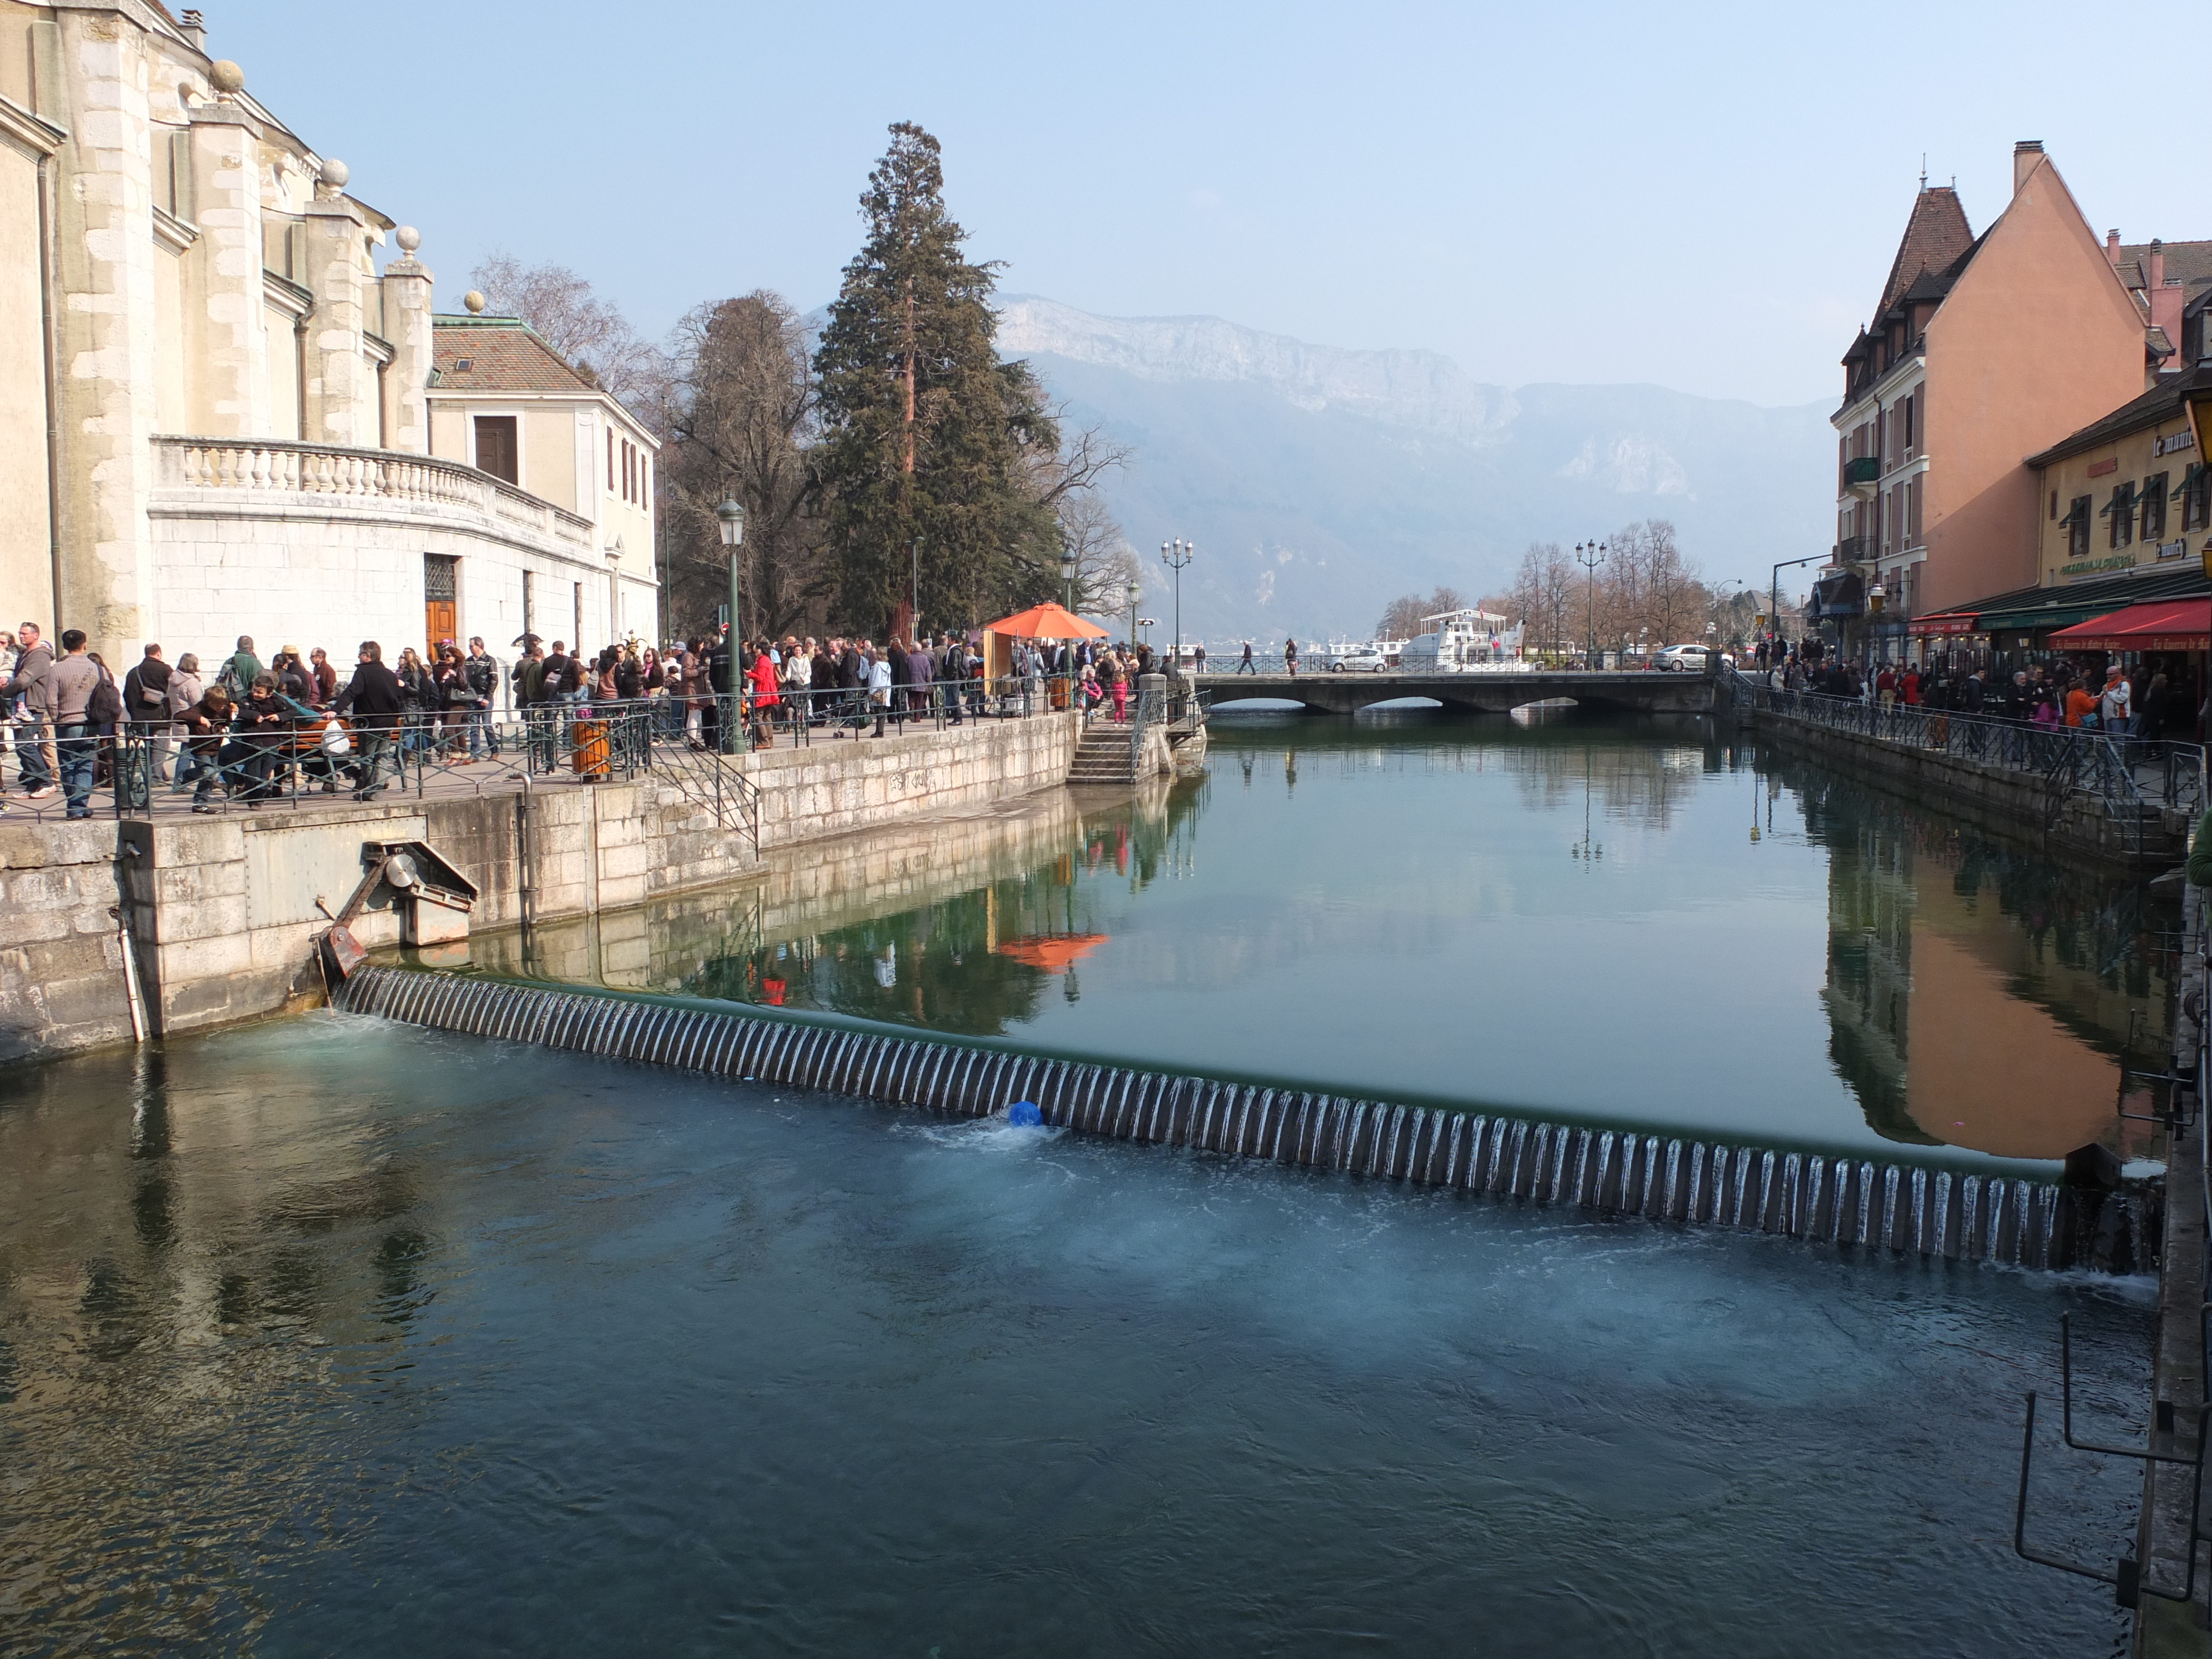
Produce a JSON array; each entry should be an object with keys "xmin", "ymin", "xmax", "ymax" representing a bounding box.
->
[{"xmin": 813, "ymin": 123, "xmax": 1060, "ymax": 634}]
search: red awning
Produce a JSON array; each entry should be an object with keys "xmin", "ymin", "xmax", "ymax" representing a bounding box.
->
[
  {"xmin": 1907, "ymin": 611, "xmax": 1979, "ymax": 637},
  {"xmin": 2047, "ymin": 598, "xmax": 2212, "ymax": 652}
]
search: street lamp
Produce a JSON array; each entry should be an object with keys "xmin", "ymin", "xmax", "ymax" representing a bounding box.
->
[
  {"xmin": 1574, "ymin": 539, "xmax": 1606, "ymax": 667},
  {"xmin": 1160, "ymin": 539, "xmax": 1194, "ymax": 670},
  {"xmin": 909, "ymin": 535, "xmax": 924, "ymax": 634},
  {"xmin": 717, "ymin": 497, "xmax": 747, "ymax": 754},
  {"xmin": 1059, "ymin": 545, "xmax": 1078, "ymax": 611},
  {"xmin": 1125, "ymin": 578, "xmax": 1142, "ymax": 652}
]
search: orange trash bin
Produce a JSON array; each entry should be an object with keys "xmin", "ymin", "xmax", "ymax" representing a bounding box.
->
[{"xmin": 571, "ymin": 718, "xmax": 611, "ymax": 778}]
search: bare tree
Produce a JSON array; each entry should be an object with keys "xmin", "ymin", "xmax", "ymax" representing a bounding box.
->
[
  {"xmin": 656, "ymin": 292, "xmax": 823, "ymax": 639},
  {"xmin": 469, "ymin": 253, "xmax": 660, "ymax": 406},
  {"xmin": 1376, "ymin": 586, "xmax": 1469, "ymax": 640}
]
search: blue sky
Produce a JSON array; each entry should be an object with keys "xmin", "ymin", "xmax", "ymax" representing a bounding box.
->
[{"xmin": 216, "ymin": 0, "xmax": 2195, "ymax": 408}]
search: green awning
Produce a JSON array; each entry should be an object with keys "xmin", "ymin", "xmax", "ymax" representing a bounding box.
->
[
  {"xmin": 1974, "ymin": 601, "xmax": 2122, "ymax": 633},
  {"xmin": 2175, "ymin": 462, "xmax": 2203, "ymax": 498}
]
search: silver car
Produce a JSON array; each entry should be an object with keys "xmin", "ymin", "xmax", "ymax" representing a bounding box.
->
[{"xmin": 1330, "ymin": 648, "xmax": 1389, "ymax": 673}]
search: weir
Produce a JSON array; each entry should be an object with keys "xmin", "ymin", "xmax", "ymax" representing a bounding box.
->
[{"xmin": 333, "ymin": 966, "xmax": 2154, "ymax": 1273}]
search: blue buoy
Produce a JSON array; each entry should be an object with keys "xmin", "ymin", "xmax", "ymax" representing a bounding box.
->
[{"xmin": 1006, "ymin": 1100, "xmax": 1043, "ymax": 1128}]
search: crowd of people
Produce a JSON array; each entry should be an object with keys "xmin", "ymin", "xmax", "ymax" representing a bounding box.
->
[
  {"xmin": 1750, "ymin": 637, "xmax": 2203, "ymax": 742},
  {"xmin": 0, "ymin": 618, "xmax": 1177, "ymax": 818}
]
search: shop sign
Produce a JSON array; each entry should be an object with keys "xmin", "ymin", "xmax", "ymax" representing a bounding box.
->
[
  {"xmin": 2088, "ymin": 457, "xmax": 2120, "ymax": 478},
  {"xmin": 2060, "ymin": 552, "xmax": 2137, "ymax": 579},
  {"xmin": 2158, "ymin": 539, "xmax": 2188, "ymax": 562},
  {"xmin": 2154, "ymin": 430, "xmax": 2197, "ymax": 458}
]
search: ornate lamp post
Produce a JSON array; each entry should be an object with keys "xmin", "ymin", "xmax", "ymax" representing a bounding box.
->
[
  {"xmin": 1574, "ymin": 539, "xmax": 1607, "ymax": 667},
  {"xmin": 717, "ymin": 498, "xmax": 747, "ymax": 754},
  {"xmin": 1160, "ymin": 539, "xmax": 1193, "ymax": 669},
  {"xmin": 1060, "ymin": 545, "xmax": 1078, "ymax": 611},
  {"xmin": 1125, "ymin": 578, "xmax": 1142, "ymax": 652}
]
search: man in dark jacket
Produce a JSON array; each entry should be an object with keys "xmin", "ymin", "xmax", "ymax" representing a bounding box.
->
[
  {"xmin": 119, "ymin": 643, "xmax": 173, "ymax": 808},
  {"xmin": 465, "ymin": 637, "xmax": 500, "ymax": 758},
  {"xmin": 705, "ymin": 634, "xmax": 732, "ymax": 750},
  {"xmin": 333, "ymin": 640, "xmax": 406, "ymax": 799}
]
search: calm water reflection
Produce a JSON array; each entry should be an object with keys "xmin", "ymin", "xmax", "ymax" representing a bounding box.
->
[{"xmin": 457, "ymin": 712, "xmax": 2175, "ymax": 1167}]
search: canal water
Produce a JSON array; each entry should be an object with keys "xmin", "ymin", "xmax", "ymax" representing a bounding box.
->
[
  {"xmin": 0, "ymin": 712, "xmax": 2175, "ymax": 1654},
  {"xmin": 471, "ymin": 712, "xmax": 2178, "ymax": 1170},
  {"xmin": 0, "ymin": 1017, "xmax": 2149, "ymax": 1656}
]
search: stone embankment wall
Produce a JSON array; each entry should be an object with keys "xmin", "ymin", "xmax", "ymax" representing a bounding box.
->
[
  {"xmin": 0, "ymin": 713, "xmax": 1083, "ymax": 1065},
  {"xmin": 1754, "ymin": 709, "xmax": 2189, "ymax": 868}
]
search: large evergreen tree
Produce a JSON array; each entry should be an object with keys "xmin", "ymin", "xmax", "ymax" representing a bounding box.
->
[{"xmin": 813, "ymin": 123, "xmax": 1060, "ymax": 634}]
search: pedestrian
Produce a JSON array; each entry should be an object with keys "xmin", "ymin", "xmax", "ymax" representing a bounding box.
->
[
  {"xmin": 1874, "ymin": 662, "xmax": 1896, "ymax": 709},
  {"xmin": 1238, "ymin": 640, "xmax": 1255, "ymax": 675},
  {"xmin": 120, "ymin": 643, "xmax": 172, "ymax": 808},
  {"xmin": 177, "ymin": 682, "xmax": 233, "ymax": 812},
  {"xmin": 45, "ymin": 629, "xmax": 104, "ymax": 819},
  {"xmin": 1193, "ymin": 642, "xmax": 1207, "ymax": 674},
  {"xmin": 332, "ymin": 641, "xmax": 406, "ymax": 799},
  {"xmin": 221, "ymin": 634, "xmax": 262, "ymax": 698},
  {"xmin": 1107, "ymin": 648, "xmax": 1129, "ymax": 723},
  {"xmin": 1285, "ymin": 637, "xmax": 1300, "ymax": 678},
  {"xmin": 308, "ymin": 646, "xmax": 340, "ymax": 706},
  {"xmin": 464, "ymin": 637, "xmax": 500, "ymax": 758},
  {"xmin": 166, "ymin": 651, "xmax": 206, "ymax": 792},
  {"xmin": 2, "ymin": 621, "xmax": 55, "ymax": 799},
  {"xmin": 2064, "ymin": 677, "xmax": 2097, "ymax": 729},
  {"xmin": 2099, "ymin": 665, "xmax": 2132, "ymax": 734}
]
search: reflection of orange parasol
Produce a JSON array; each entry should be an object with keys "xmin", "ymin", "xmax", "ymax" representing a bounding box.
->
[
  {"xmin": 985, "ymin": 602, "xmax": 1109, "ymax": 639},
  {"xmin": 994, "ymin": 933, "xmax": 1108, "ymax": 972}
]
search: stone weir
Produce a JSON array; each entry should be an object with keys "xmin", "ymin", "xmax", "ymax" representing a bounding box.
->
[{"xmin": 334, "ymin": 967, "xmax": 2150, "ymax": 1274}]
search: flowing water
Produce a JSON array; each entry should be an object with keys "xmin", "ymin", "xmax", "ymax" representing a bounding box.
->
[
  {"xmin": 0, "ymin": 1018, "xmax": 2151, "ymax": 1656},
  {"xmin": 0, "ymin": 711, "xmax": 2177, "ymax": 1654}
]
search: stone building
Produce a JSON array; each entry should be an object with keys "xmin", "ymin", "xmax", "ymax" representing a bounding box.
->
[
  {"xmin": 1831, "ymin": 143, "xmax": 2149, "ymax": 646},
  {"xmin": 0, "ymin": 0, "xmax": 656, "ymax": 665}
]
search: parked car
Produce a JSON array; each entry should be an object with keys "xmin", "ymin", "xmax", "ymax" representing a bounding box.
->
[
  {"xmin": 1655, "ymin": 644, "xmax": 1714, "ymax": 672},
  {"xmin": 1330, "ymin": 647, "xmax": 1389, "ymax": 674}
]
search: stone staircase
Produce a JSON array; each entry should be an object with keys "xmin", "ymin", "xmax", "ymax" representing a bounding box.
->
[{"xmin": 1067, "ymin": 720, "xmax": 1138, "ymax": 785}]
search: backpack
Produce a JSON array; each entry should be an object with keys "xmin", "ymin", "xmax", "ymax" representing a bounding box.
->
[{"xmin": 87, "ymin": 666, "xmax": 124, "ymax": 726}]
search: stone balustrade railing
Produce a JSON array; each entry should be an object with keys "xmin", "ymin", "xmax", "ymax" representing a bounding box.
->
[{"xmin": 156, "ymin": 436, "xmax": 596, "ymax": 549}]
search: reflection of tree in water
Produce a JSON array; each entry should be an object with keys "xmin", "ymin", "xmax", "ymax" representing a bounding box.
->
[
  {"xmin": 681, "ymin": 776, "xmax": 1209, "ymax": 1036},
  {"xmin": 1774, "ymin": 755, "xmax": 2175, "ymax": 1147}
]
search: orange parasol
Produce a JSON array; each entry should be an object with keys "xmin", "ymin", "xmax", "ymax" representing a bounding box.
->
[{"xmin": 985, "ymin": 602, "xmax": 1109, "ymax": 639}]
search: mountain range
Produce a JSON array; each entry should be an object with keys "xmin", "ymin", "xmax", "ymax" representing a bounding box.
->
[{"xmin": 995, "ymin": 296, "xmax": 1836, "ymax": 645}]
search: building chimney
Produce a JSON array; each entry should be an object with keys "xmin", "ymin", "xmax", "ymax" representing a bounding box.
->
[
  {"xmin": 2106, "ymin": 229, "xmax": 2122, "ymax": 267},
  {"xmin": 2012, "ymin": 139, "xmax": 2044, "ymax": 196},
  {"xmin": 2149, "ymin": 238, "xmax": 2166, "ymax": 291},
  {"xmin": 179, "ymin": 8, "xmax": 207, "ymax": 49}
]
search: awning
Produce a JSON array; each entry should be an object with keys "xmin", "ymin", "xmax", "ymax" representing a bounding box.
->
[
  {"xmin": 1908, "ymin": 611, "xmax": 1980, "ymax": 637},
  {"xmin": 1806, "ymin": 571, "xmax": 1865, "ymax": 621},
  {"xmin": 2047, "ymin": 599, "xmax": 2212, "ymax": 652},
  {"xmin": 1975, "ymin": 599, "xmax": 2122, "ymax": 632}
]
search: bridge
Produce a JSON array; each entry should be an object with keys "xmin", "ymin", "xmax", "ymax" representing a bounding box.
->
[{"xmin": 1198, "ymin": 670, "xmax": 1731, "ymax": 717}]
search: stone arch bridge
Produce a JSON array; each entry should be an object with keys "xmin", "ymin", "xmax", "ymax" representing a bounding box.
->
[{"xmin": 1200, "ymin": 670, "xmax": 1731, "ymax": 717}]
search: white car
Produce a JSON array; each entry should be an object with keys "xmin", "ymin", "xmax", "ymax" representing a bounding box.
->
[
  {"xmin": 1654, "ymin": 645, "xmax": 1714, "ymax": 672},
  {"xmin": 1330, "ymin": 648, "xmax": 1389, "ymax": 673}
]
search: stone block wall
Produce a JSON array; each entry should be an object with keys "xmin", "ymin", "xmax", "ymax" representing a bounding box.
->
[{"xmin": 0, "ymin": 712, "xmax": 1087, "ymax": 1063}]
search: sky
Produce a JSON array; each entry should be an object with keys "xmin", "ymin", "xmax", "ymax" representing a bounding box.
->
[{"xmin": 213, "ymin": 0, "xmax": 2198, "ymax": 409}]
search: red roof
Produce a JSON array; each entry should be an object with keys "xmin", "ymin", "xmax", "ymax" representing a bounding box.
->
[{"xmin": 2048, "ymin": 598, "xmax": 2212, "ymax": 651}]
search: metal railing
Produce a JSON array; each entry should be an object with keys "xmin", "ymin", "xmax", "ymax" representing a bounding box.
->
[
  {"xmin": 1745, "ymin": 680, "xmax": 2205, "ymax": 826},
  {"xmin": 0, "ymin": 676, "xmax": 1091, "ymax": 826}
]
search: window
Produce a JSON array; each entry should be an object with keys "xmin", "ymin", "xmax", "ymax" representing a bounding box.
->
[
  {"xmin": 2141, "ymin": 472, "xmax": 2168, "ymax": 540},
  {"xmin": 473, "ymin": 415, "xmax": 518, "ymax": 484},
  {"xmin": 2064, "ymin": 495, "xmax": 2093, "ymax": 558},
  {"xmin": 2049, "ymin": 490, "xmax": 2058, "ymax": 520},
  {"xmin": 607, "ymin": 429, "xmax": 615, "ymax": 495},
  {"xmin": 1901, "ymin": 394, "xmax": 1914, "ymax": 455},
  {"xmin": 2183, "ymin": 466, "xmax": 2210, "ymax": 534},
  {"xmin": 2105, "ymin": 482, "xmax": 2136, "ymax": 549}
]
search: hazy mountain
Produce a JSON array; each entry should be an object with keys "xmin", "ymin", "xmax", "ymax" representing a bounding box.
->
[{"xmin": 996, "ymin": 296, "xmax": 1834, "ymax": 645}]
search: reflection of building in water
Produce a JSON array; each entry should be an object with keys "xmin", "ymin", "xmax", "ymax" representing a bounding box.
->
[{"xmin": 1794, "ymin": 770, "xmax": 2171, "ymax": 1160}]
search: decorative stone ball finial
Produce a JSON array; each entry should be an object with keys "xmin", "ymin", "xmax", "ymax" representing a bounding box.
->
[
  {"xmin": 208, "ymin": 59, "xmax": 244, "ymax": 97},
  {"xmin": 463, "ymin": 291, "xmax": 486, "ymax": 315},
  {"xmin": 319, "ymin": 157, "xmax": 349, "ymax": 189},
  {"xmin": 394, "ymin": 226, "xmax": 421, "ymax": 255}
]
